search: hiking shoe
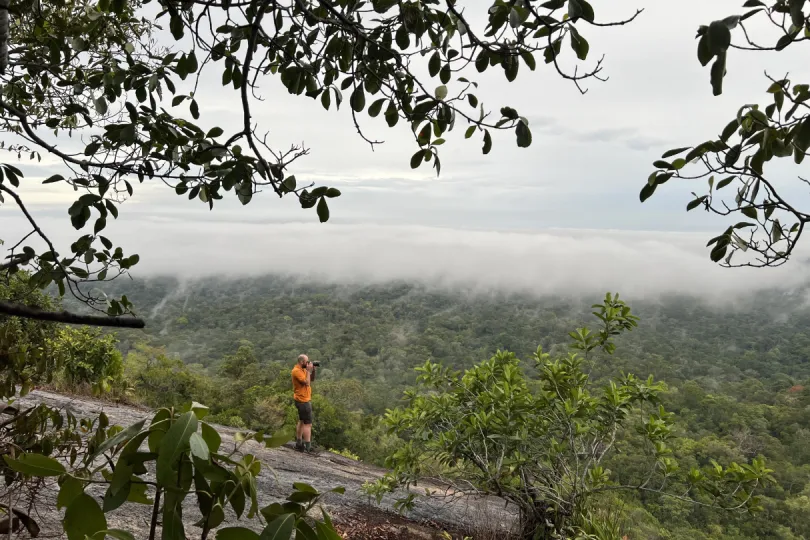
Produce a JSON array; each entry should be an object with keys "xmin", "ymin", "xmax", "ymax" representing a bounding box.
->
[{"xmin": 294, "ymin": 442, "xmax": 304, "ymax": 452}]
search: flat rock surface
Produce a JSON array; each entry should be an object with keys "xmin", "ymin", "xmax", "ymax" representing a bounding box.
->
[{"xmin": 9, "ymin": 390, "xmax": 516, "ymax": 539}]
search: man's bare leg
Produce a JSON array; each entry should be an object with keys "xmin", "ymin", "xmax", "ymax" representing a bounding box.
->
[{"xmin": 296, "ymin": 421, "xmax": 304, "ymax": 450}]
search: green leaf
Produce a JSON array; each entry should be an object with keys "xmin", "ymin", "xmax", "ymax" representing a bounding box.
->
[
  {"xmin": 790, "ymin": 0, "xmax": 806, "ymax": 28},
  {"xmin": 793, "ymin": 119, "xmax": 810, "ymax": 152},
  {"xmin": 296, "ymin": 520, "xmax": 318, "ymax": 540},
  {"xmin": 368, "ymin": 98, "xmax": 385, "ymax": 118},
  {"xmin": 57, "ymin": 477, "xmax": 85, "ymax": 510},
  {"xmin": 170, "ymin": 14, "xmax": 184, "ymax": 40},
  {"xmin": 707, "ymin": 20, "xmax": 732, "ymax": 55},
  {"xmin": 201, "ymin": 422, "xmax": 222, "ymax": 454},
  {"xmin": 156, "ymin": 412, "xmax": 198, "ymax": 487},
  {"xmin": 475, "ymin": 51, "xmax": 488, "ymax": 73},
  {"xmin": 720, "ymin": 119, "xmax": 739, "ymax": 142},
  {"xmin": 395, "ymin": 25, "xmax": 409, "ymax": 50},
  {"xmin": 89, "ymin": 419, "xmax": 147, "ymax": 462},
  {"xmin": 410, "ymin": 150, "xmax": 425, "ymax": 169},
  {"xmin": 283, "ymin": 176, "xmax": 298, "ymax": 193},
  {"xmin": 569, "ymin": 28, "xmax": 590, "ymax": 60},
  {"xmin": 93, "ymin": 530, "xmax": 136, "ymax": 540},
  {"xmin": 482, "ymin": 130, "xmax": 492, "ymax": 154},
  {"xmin": 3, "ymin": 453, "xmax": 66, "ymax": 477},
  {"xmin": 385, "ymin": 102, "xmax": 398, "ymax": 127},
  {"xmin": 190, "ymin": 99, "xmax": 200, "ymax": 120},
  {"xmin": 94, "ymin": 217, "xmax": 107, "ymax": 235},
  {"xmin": 568, "ymin": 0, "xmax": 595, "ymax": 22},
  {"xmin": 687, "ymin": 198, "xmax": 704, "ymax": 211},
  {"xmin": 293, "ymin": 482, "xmax": 319, "ymax": 494},
  {"xmin": 110, "ymin": 462, "xmax": 133, "ymax": 496},
  {"xmin": 435, "ymin": 86, "xmax": 448, "ymax": 100},
  {"xmin": 741, "ymin": 206, "xmax": 758, "ymax": 219},
  {"xmin": 776, "ymin": 32, "xmax": 796, "ymax": 51},
  {"xmin": 216, "ymin": 528, "xmax": 260, "ymax": 540},
  {"xmin": 64, "ymin": 493, "xmax": 107, "ymax": 540},
  {"xmin": 414, "ymin": 123, "xmax": 430, "ymax": 147},
  {"xmin": 662, "ymin": 147, "xmax": 690, "ymax": 159},
  {"xmin": 516, "ymin": 121, "xmax": 532, "ymax": 148},
  {"xmin": 440, "ymin": 64, "xmax": 451, "ymax": 84},
  {"xmin": 127, "ymin": 482, "xmax": 152, "ymax": 505},
  {"xmin": 321, "ymin": 88, "xmax": 331, "ymax": 110},
  {"xmin": 504, "ymin": 57, "xmax": 519, "ymax": 82},
  {"xmin": 187, "ymin": 51, "xmax": 199, "ymax": 73},
  {"xmin": 639, "ymin": 182, "xmax": 656, "ymax": 203},
  {"xmin": 287, "ymin": 491, "xmax": 318, "ymax": 503},
  {"xmin": 717, "ymin": 176, "xmax": 735, "ymax": 189},
  {"xmin": 93, "ymin": 529, "xmax": 135, "ymax": 540},
  {"xmin": 43, "ymin": 174, "xmax": 65, "ymax": 184},
  {"xmin": 162, "ymin": 508, "xmax": 185, "ymax": 540},
  {"xmin": 95, "ymin": 96, "xmax": 108, "ymax": 115},
  {"xmin": 259, "ymin": 514, "xmax": 295, "ymax": 540},
  {"xmin": 189, "ymin": 432, "xmax": 210, "ymax": 461},
  {"xmin": 697, "ymin": 34, "xmax": 712, "ymax": 67},
  {"xmin": 317, "ymin": 197, "xmax": 329, "ymax": 223},
  {"xmin": 102, "ymin": 479, "xmax": 131, "ymax": 512},
  {"xmin": 428, "ymin": 52, "xmax": 441, "ymax": 77},
  {"xmin": 350, "ymin": 86, "xmax": 366, "ymax": 112},
  {"xmin": 520, "ymin": 51, "xmax": 536, "ymax": 71},
  {"xmin": 207, "ymin": 127, "xmax": 224, "ymax": 138},
  {"xmin": 264, "ymin": 428, "xmax": 294, "ymax": 448},
  {"xmin": 710, "ymin": 51, "xmax": 727, "ymax": 96},
  {"xmin": 314, "ymin": 521, "xmax": 343, "ymax": 540},
  {"xmin": 710, "ymin": 243, "xmax": 728, "ymax": 262}
]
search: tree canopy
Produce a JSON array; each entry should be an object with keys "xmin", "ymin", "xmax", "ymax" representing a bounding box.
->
[
  {"xmin": 0, "ymin": 0, "xmax": 641, "ymax": 326},
  {"xmin": 641, "ymin": 0, "xmax": 810, "ymax": 268}
]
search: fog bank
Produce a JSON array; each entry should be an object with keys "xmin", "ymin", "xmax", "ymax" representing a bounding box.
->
[{"xmin": 4, "ymin": 216, "xmax": 807, "ymax": 301}]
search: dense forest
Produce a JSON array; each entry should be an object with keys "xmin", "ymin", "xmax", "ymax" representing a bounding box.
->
[{"xmin": 52, "ymin": 275, "xmax": 810, "ymax": 540}]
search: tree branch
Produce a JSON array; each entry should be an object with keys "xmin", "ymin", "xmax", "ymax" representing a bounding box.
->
[{"xmin": 0, "ymin": 301, "xmax": 145, "ymax": 328}]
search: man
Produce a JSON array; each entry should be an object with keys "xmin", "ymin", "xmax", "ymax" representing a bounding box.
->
[{"xmin": 291, "ymin": 353, "xmax": 315, "ymax": 452}]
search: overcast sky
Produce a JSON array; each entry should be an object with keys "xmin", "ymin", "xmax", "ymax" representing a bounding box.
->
[{"xmin": 2, "ymin": 0, "xmax": 810, "ymax": 297}]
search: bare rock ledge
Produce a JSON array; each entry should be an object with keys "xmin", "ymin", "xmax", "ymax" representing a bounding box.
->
[{"xmin": 11, "ymin": 390, "xmax": 516, "ymax": 539}]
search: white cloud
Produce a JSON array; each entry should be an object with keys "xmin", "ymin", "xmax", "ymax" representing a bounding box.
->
[{"xmin": 4, "ymin": 215, "xmax": 806, "ymax": 301}]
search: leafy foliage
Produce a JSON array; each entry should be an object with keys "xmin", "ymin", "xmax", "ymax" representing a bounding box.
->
[
  {"xmin": 48, "ymin": 327, "xmax": 125, "ymax": 395},
  {"xmin": 0, "ymin": 269, "xmax": 60, "ymax": 396},
  {"xmin": 363, "ymin": 294, "xmax": 775, "ymax": 539},
  {"xmin": 641, "ymin": 0, "xmax": 810, "ymax": 268},
  {"xmin": 0, "ymin": 0, "xmax": 638, "ymax": 323},
  {"xmin": 9, "ymin": 273, "xmax": 810, "ymax": 538},
  {"xmin": 1, "ymin": 399, "xmax": 344, "ymax": 539}
]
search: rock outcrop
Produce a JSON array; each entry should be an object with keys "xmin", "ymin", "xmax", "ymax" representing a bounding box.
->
[{"xmin": 12, "ymin": 390, "xmax": 516, "ymax": 539}]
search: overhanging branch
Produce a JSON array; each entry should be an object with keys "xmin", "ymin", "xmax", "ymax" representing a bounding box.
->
[{"xmin": 0, "ymin": 301, "xmax": 146, "ymax": 328}]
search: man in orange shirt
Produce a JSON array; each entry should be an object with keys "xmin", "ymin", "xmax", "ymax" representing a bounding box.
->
[{"xmin": 291, "ymin": 353, "xmax": 315, "ymax": 452}]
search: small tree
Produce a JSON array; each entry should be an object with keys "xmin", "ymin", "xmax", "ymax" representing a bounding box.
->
[
  {"xmin": 364, "ymin": 294, "xmax": 775, "ymax": 539},
  {"xmin": 48, "ymin": 326, "xmax": 125, "ymax": 395}
]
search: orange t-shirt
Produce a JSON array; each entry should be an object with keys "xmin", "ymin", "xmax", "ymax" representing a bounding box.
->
[{"xmin": 291, "ymin": 364, "xmax": 311, "ymax": 403}]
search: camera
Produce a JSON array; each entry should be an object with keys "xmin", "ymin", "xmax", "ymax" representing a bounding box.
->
[{"xmin": 310, "ymin": 361, "xmax": 321, "ymax": 367}]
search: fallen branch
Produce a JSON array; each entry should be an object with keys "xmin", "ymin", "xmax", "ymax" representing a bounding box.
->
[{"xmin": 0, "ymin": 301, "xmax": 145, "ymax": 328}]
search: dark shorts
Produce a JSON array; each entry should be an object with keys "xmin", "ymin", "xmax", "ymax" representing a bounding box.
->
[{"xmin": 295, "ymin": 400, "xmax": 313, "ymax": 425}]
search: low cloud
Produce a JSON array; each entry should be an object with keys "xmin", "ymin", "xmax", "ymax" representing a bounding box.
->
[{"xmin": 4, "ymin": 216, "xmax": 806, "ymax": 302}]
